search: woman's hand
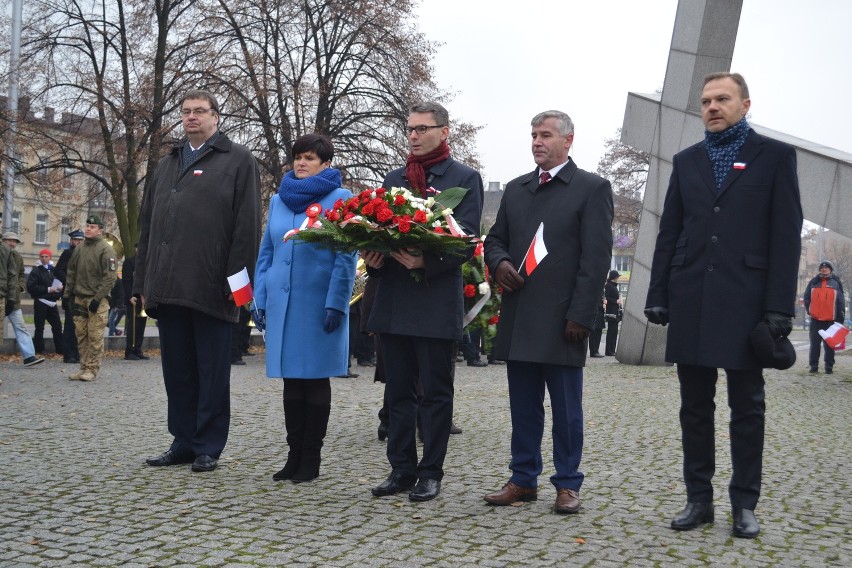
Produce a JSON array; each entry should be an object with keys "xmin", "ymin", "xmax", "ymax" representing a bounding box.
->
[
  {"xmin": 360, "ymin": 250, "xmax": 385, "ymax": 269},
  {"xmin": 389, "ymin": 248, "xmax": 424, "ymax": 270}
]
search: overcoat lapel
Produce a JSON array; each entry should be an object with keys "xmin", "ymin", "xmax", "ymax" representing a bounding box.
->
[
  {"xmin": 718, "ymin": 131, "xmax": 765, "ymax": 197},
  {"xmin": 691, "ymin": 144, "xmax": 717, "ymax": 197}
]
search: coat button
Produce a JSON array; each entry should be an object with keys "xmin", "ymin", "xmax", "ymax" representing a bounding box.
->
[
  {"xmin": 713, "ymin": 206, "xmax": 720, "ymax": 213},
  {"xmin": 707, "ymin": 264, "xmax": 714, "ymax": 271},
  {"xmin": 711, "ymin": 236, "xmax": 718, "ymax": 243}
]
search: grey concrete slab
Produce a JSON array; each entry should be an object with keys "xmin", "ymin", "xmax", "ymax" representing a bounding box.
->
[{"xmin": 1, "ymin": 338, "xmax": 849, "ymax": 566}]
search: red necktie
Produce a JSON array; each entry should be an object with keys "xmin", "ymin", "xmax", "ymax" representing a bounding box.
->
[{"xmin": 539, "ymin": 171, "xmax": 552, "ymax": 185}]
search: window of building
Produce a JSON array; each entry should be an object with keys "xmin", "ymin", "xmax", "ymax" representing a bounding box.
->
[
  {"xmin": 11, "ymin": 211, "xmax": 21, "ymax": 235},
  {"xmin": 35, "ymin": 213, "xmax": 48, "ymax": 244},
  {"xmin": 614, "ymin": 255, "xmax": 632, "ymax": 273},
  {"xmin": 60, "ymin": 218, "xmax": 72, "ymax": 245}
]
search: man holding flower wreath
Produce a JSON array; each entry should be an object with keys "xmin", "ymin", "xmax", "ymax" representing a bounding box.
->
[{"xmin": 362, "ymin": 101, "xmax": 483, "ymax": 502}]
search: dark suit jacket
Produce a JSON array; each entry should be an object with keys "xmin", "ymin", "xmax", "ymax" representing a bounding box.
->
[
  {"xmin": 646, "ymin": 129, "xmax": 803, "ymax": 369},
  {"xmin": 485, "ymin": 159, "xmax": 614, "ymax": 366},
  {"xmin": 366, "ymin": 157, "xmax": 483, "ymax": 341}
]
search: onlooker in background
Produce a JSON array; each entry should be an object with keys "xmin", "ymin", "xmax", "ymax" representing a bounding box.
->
[
  {"xmin": 55, "ymin": 229, "xmax": 83, "ymax": 364},
  {"xmin": 26, "ymin": 249, "xmax": 65, "ymax": 356},
  {"xmin": 107, "ymin": 276, "xmax": 125, "ymax": 336},
  {"xmin": 254, "ymin": 133, "xmax": 356, "ymax": 483},
  {"xmin": 604, "ymin": 270, "xmax": 621, "ymax": 356},
  {"xmin": 1, "ymin": 231, "xmax": 44, "ymax": 367},
  {"xmin": 63, "ymin": 215, "xmax": 118, "ymax": 382},
  {"xmin": 588, "ymin": 292, "xmax": 606, "ymax": 358},
  {"xmin": 803, "ymin": 260, "xmax": 846, "ymax": 374},
  {"xmin": 136, "ymin": 89, "xmax": 260, "ymax": 474},
  {"xmin": 122, "ymin": 247, "xmax": 148, "ymax": 360},
  {"xmin": 230, "ymin": 306, "xmax": 251, "ymax": 366}
]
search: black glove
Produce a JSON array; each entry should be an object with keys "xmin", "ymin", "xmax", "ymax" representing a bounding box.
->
[
  {"xmin": 764, "ymin": 311, "xmax": 793, "ymax": 338},
  {"xmin": 644, "ymin": 306, "xmax": 669, "ymax": 326},
  {"xmin": 88, "ymin": 299, "xmax": 100, "ymax": 313},
  {"xmin": 494, "ymin": 260, "xmax": 525, "ymax": 293},
  {"xmin": 4, "ymin": 301, "xmax": 15, "ymax": 316},
  {"xmin": 253, "ymin": 308, "xmax": 266, "ymax": 332},
  {"xmin": 62, "ymin": 296, "xmax": 71, "ymax": 311},
  {"xmin": 564, "ymin": 320, "xmax": 590, "ymax": 342},
  {"xmin": 323, "ymin": 308, "xmax": 344, "ymax": 333}
]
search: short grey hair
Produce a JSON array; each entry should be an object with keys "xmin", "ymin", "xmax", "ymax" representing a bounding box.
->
[
  {"xmin": 531, "ymin": 110, "xmax": 574, "ymax": 136},
  {"xmin": 410, "ymin": 101, "xmax": 449, "ymax": 126}
]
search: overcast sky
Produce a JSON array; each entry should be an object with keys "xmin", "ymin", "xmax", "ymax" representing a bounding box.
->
[{"xmin": 416, "ymin": 0, "xmax": 852, "ymax": 185}]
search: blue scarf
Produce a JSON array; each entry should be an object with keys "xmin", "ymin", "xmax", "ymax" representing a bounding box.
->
[
  {"xmin": 277, "ymin": 168, "xmax": 342, "ymax": 213},
  {"xmin": 704, "ymin": 118, "xmax": 749, "ymax": 190}
]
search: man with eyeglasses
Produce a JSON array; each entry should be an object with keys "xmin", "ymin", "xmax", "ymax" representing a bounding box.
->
[
  {"xmin": 135, "ymin": 89, "xmax": 260, "ymax": 474},
  {"xmin": 26, "ymin": 248, "xmax": 65, "ymax": 356},
  {"xmin": 362, "ymin": 101, "xmax": 483, "ymax": 502}
]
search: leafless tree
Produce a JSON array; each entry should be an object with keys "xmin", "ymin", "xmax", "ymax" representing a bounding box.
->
[{"xmin": 595, "ymin": 128, "xmax": 649, "ymax": 229}]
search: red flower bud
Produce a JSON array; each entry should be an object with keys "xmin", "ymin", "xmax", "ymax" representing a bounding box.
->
[{"xmin": 464, "ymin": 284, "xmax": 476, "ymax": 298}]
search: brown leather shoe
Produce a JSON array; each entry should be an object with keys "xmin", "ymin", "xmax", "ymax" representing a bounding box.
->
[
  {"xmin": 555, "ymin": 488, "xmax": 580, "ymax": 514},
  {"xmin": 484, "ymin": 482, "xmax": 537, "ymax": 505}
]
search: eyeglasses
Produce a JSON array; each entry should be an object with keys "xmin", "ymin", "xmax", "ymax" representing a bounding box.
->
[
  {"xmin": 180, "ymin": 107, "xmax": 214, "ymax": 117},
  {"xmin": 404, "ymin": 125, "xmax": 445, "ymax": 135}
]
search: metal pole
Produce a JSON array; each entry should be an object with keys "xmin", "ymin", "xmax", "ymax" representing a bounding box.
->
[{"xmin": 3, "ymin": 0, "xmax": 23, "ymax": 232}]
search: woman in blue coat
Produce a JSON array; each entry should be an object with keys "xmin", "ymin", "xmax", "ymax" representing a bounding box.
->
[{"xmin": 254, "ymin": 134, "xmax": 357, "ymax": 483}]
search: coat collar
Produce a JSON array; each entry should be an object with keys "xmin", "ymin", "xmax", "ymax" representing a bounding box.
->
[
  {"xmin": 520, "ymin": 158, "xmax": 578, "ymax": 193},
  {"xmin": 693, "ymin": 129, "xmax": 765, "ymax": 197},
  {"xmin": 169, "ymin": 130, "xmax": 232, "ymax": 156}
]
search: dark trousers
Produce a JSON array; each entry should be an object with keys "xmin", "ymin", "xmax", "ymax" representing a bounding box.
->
[
  {"xmin": 124, "ymin": 303, "xmax": 148, "ymax": 355},
  {"xmin": 588, "ymin": 323, "xmax": 604, "ymax": 355},
  {"xmin": 380, "ymin": 333, "xmax": 454, "ymax": 481},
  {"xmin": 506, "ymin": 361, "xmax": 584, "ymax": 490},
  {"xmin": 461, "ymin": 328, "xmax": 483, "ymax": 362},
  {"xmin": 62, "ymin": 309, "xmax": 79, "ymax": 360},
  {"xmin": 808, "ymin": 319, "xmax": 836, "ymax": 370},
  {"xmin": 157, "ymin": 304, "xmax": 233, "ymax": 459},
  {"xmin": 677, "ymin": 364, "xmax": 765, "ymax": 509},
  {"xmin": 230, "ymin": 308, "xmax": 251, "ymax": 361},
  {"xmin": 34, "ymin": 301, "xmax": 64, "ymax": 354},
  {"xmin": 605, "ymin": 318, "xmax": 619, "ymax": 355}
]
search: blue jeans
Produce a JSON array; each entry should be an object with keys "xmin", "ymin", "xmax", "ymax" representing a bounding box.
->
[{"xmin": 6, "ymin": 308, "xmax": 36, "ymax": 360}]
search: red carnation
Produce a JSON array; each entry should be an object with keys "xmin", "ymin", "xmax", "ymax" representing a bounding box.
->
[
  {"xmin": 333, "ymin": 199, "xmax": 345, "ymax": 210},
  {"xmin": 344, "ymin": 212, "xmax": 355, "ymax": 220},
  {"xmin": 326, "ymin": 210, "xmax": 340, "ymax": 222},
  {"xmin": 346, "ymin": 197, "xmax": 359, "ymax": 209},
  {"xmin": 398, "ymin": 215, "xmax": 412, "ymax": 233},
  {"xmin": 488, "ymin": 315, "xmax": 500, "ymax": 325},
  {"xmin": 433, "ymin": 226, "xmax": 446, "ymax": 234},
  {"xmin": 362, "ymin": 202, "xmax": 376, "ymax": 216},
  {"xmin": 375, "ymin": 188, "xmax": 387, "ymax": 196},
  {"xmin": 413, "ymin": 210, "xmax": 428, "ymax": 223},
  {"xmin": 474, "ymin": 242, "xmax": 484, "ymax": 257},
  {"xmin": 464, "ymin": 284, "xmax": 476, "ymax": 298},
  {"xmin": 394, "ymin": 194, "xmax": 406, "ymax": 206}
]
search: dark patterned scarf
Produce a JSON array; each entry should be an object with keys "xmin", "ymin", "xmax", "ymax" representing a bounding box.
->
[
  {"xmin": 704, "ymin": 118, "xmax": 749, "ymax": 190},
  {"xmin": 278, "ymin": 167, "xmax": 342, "ymax": 213},
  {"xmin": 405, "ymin": 140, "xmax": 451, "ymax": 197}
]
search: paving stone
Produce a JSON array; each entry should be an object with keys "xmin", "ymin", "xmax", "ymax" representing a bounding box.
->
[{"xmin": 1, "ymin": 346, "xmax": 849, "ymax": 566}]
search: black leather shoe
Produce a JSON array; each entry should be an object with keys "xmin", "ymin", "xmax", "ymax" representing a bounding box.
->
[
  {"xmin": 590, "ymin": 353, "xmax": 604, "ymax": 358},
  {"xmin": 63, "ymin": 357, "xmax": 80, "ymax": 364},
  {"xmin": 409, "ymin": 478, "xmax": 441, "ymax": 502},
  {"xmin": 231, "ymin": 360, "xmax": 246, "ymax": 366},
  {"xmin": 825, "ymin": 367, "xmax": 833, "ymax": 375},
  {"xmin": 670, "ymin": 502, "xmax": 714, "ymax": 530},
  {"xmin": 372, "ymin": 471, "xmax": 416, "ymax": 497},
  {"xmin": 377, "ymin": 422, "xmax": 388, "ymax": 441},
  {"xmin": 732, "ymin": 508, "xmax": 760, "ymax": 538},
  {"xmin": 487, "ymin": 359, "xmax": 505, "ymax": 365},
  {"xmin": 146, "ymin": 450, "xmax": 194, "ymax": 467},
  {"xmin": 125, "ymin": 353, "xmax": 141, "ymax": 361},
  {"xmin": 136, "ymin": 352, "xmax": 150, "ymax": 360},
  {"xmin": 450, "ymin": 423, "xmax": 463, "ymax": 435},
  {"xmin": 191, "ymin": 454, "xmax": 218, "ymax": 472},
  {"xmin": 467, "ymin": 359, "xmax": 487, "ymax": 367}
]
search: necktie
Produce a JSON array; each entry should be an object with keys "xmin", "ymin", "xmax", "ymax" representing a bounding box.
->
[{"xmin": 539, "ymin": 171, "xmax": 552, "ymax": 185}]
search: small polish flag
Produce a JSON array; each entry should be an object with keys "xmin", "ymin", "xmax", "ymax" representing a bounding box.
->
[
  {"xmin": 521, "ymin": 222, "xmax": 548, "ymax": 276},
  {"xmin": 818, "ymin": 322, "xmax": 849, "ymax": 350},
  {"xmin": 227, "ymin": 267, "xmax": 253, "ymax": 307},
  {"xmin": 732, "ymin": 162, "xmax": 747, "ymax": 170},
  {"xmin": 193, "ymin": 170, "xmax": 203, "ymax": 176}
]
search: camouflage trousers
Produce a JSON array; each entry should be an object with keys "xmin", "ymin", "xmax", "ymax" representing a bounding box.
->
[{"xmin": 73, "ymin": 297, "xmax": 109, "ymax": 376}]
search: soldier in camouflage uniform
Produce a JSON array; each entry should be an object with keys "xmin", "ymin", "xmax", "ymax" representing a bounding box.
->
[{"xmin": 63, "ymin": 215, "xmax": 117, "ymax": 381}]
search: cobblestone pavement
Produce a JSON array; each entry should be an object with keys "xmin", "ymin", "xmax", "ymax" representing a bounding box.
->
[{"xmin": 1, "ymin": 346, "xmax": 849, "ymax": 567}]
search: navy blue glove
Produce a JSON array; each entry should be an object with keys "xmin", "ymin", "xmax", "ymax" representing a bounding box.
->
[
  {"xmin": 253, "ymin": 309, "xmax": 266, "ymax": 332},
  {"xmin": 323, "ymin": 308, "xmax": 344, "ymax": 333},
  {"xmin": 644, "ymin": 306, "xmax": 669, "ymax": 326},
  {"xmin": 88, "ymin": 299, "xmax": 100, "ymax": 313},
  {"xmin": 764, "ymin": 311, "xmax": 793, "ymax": 338}
]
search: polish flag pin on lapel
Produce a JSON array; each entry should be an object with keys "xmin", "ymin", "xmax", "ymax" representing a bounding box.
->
[
  {"xmin": 193, "ymin": 170, "xmax": 203, "ymax": 176},
  {"xmin": 732, "ymin": 162, "xmax": 747, "ymax": 170}
]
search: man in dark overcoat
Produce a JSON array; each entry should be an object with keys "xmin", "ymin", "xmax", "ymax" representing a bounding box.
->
[
  {"xmin": 645, "ymin": 72, "xmax": 802, "ymax": 538},
  {"xmin": 362, "ymin": 101, "xmax": 483, "ymax": 502},
  {"xmin": 483, "ymin": 110, "xmax": 613, "ymax": 514}
]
